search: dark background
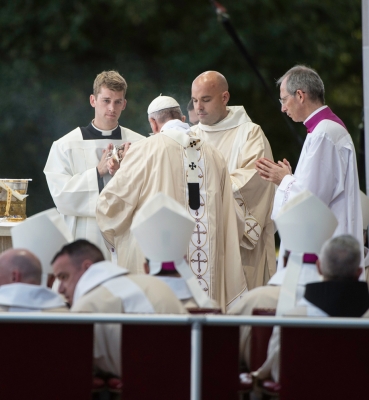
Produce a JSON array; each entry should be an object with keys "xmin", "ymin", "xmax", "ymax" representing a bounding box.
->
[{"xmin": 0, "ymin": 0, "xmax": 364, "ymax": 216}]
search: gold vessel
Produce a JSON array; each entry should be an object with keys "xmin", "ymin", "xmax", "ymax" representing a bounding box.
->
[{"xmin": 0, "ymin": 179, "xmax": 31, "ymax": 222}]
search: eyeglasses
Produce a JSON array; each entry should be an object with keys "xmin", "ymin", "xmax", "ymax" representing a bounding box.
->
[
  {"xmin": 279, "ymin": 94, "xmax": 293, "ymax": 105},
  {"xmin": 279, "ymin": 90, "xmax": 305, "ymax": 105}
]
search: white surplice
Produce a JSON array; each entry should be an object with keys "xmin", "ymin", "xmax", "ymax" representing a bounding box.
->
[
  {"xmin": 191, "ymin": 106, "xmax": 276, "ymax": 289},
  {"xmin": 273, "ymin": 108, "xmax": 363, "ymax": 270},
  {"xmin": 44, "ymin": 125, "xmax": 144, "ymax": 259}
]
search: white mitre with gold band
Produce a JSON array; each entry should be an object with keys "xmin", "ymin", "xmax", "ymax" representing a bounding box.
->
[
  {"xmin": 131, "ymin": 192, "xmax": 216, "ymax": 308},
  {"xmin": 275, "ymin": 190, "xmax": 338, "ymax": 315},
  {"xmin": 11, "ymin": 208, "xmax": 73, "ymax": 286}
]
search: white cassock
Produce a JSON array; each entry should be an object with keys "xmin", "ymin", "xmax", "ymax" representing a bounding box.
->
[
  {"xmin": 96, "ymin": 119, "xmax": 247, "ymax": 311},
  {"xmin": 0, "ymin": 283, "xmax": 67, "ymax": 312},
  {"xmin": 191, "ymin": 106, "xmax": 276, "ymax": 290},
  {"xmin": 71, "ymin": 261, "xmax": 187, "ymax": 377},
  {"xmin": 44, "ymin": 123, "xmax": 145, "ymax": 259},
  {"xmin": 272, "ymin": 106, "xmax": 363, "ymax": 269}
]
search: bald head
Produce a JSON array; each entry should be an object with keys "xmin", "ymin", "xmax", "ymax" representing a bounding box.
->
[
  {"xmin": 191, "ymin": 71, "xmax": 230, "ymax": 125},
  {"xmin": 0, "ymin": 249, "xmax": 42, "ymax": 285}
]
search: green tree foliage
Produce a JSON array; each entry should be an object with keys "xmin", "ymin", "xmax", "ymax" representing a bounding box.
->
[{"xmin": 0, "ymin": 0, "xmax": 363, "ymax": 215}]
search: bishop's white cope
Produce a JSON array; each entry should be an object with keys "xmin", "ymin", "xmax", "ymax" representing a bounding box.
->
[
  {"xmin": 191, "ymin": 106, "xmax": 276, "ymax": 289},
  {"xmin": 96, "ymin": 119, "xmax": 247, "ymax": 311},
  {"xmin": 44, "ymin": 123, "xmax": 144, "ymax": 259}
]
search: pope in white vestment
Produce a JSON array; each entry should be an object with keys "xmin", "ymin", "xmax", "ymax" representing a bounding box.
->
[
  {"xmin": 96, "ymin": 105, "xmax": 247, "ymax": 311},
  {"xmin": 44, "ymin": 122, "xmax": 144, "ymax": 259},
  {"xmin": 71, "ymin": 261, "xmax": 186, "ymax": 377},
  {"xmin": 191, "ymin": 106, "xmax": 276, "ymax": 289}
]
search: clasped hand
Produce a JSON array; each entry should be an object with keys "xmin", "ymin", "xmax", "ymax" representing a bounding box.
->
[{"xmin": 255, "ymin": 157, "xmax": 292, "ymax": 186}]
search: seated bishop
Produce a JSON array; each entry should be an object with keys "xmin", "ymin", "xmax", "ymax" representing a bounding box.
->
[
  {"xmin": 254, "ymin": 190, "xmax": 339, "ymax": 382},
  {"xmin": 131, "ymin": 192, "xmax": 220, "ymax": 311},
  {"xmin": 51, "ymin": 239, "xmax": 187, "ymax": 378},
  {"xmin": 0, "ymin": 248, "xmax": 66, "ymax": 312}
]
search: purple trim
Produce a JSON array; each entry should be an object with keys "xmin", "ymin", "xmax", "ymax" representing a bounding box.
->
[
  {"xmin": 304, "ymin": 107, "xmax": 346, "ymax": 133},
  {"xmin": 161, "ymin": 262, "xmax": 176, "ymax": 271},
  {"xmin": 303, "ymin": 253, "xmax": 318, "ymax": 264}
]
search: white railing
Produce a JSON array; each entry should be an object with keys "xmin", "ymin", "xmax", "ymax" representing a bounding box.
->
[{"xmin": 1, "ymin": 312, "xmax": 369, "ymax": 400}]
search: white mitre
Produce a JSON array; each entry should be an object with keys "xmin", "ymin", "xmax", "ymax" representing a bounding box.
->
[
  {"xmin": 360, "ymin": 191, "xmax": 369, "ymax": 231},
  {"xmin": 131, "ymin": 192, "xmax": 215, "ymax": 308},
  {"xmin": 147, "ymin": 95, "xmax": 180, "ymax": 114},
  {"xmin": 275, "ymin": 190, "xmax": 338, "ymax": 315},
  {"xmin": 131, "ymin": 192, "xmax": 194, "ymax": 274},
  {"xmin": 11, "ymin": 208, "xmax": 73, "ymax": 285}
]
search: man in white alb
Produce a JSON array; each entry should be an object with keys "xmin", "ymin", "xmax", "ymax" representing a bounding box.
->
[
  {"xmin": 191, "ymin": 71, "xmax": 276, "ymax": 290},
  {"xmin": 255, "ymin": 65, "xmax": 363, "ymax": 270},
  {"xmin": 96, "ymin": 95, "xmax": 247, "ymax": 311},
  {"xmin": 44, "ymin": 71, "xmax": 145, "ymax": 260}
]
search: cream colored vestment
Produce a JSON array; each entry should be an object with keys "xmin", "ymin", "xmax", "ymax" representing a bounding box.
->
[
  {"xmin": 71, "ymin": 262, "xmax": 186, "ymax": 377},
  {"xmin": 191, "ymin": 106, "xmax": 276, "ymax": 289},
  {"xmin": 96, "ymin": 120, "xmax": 247, "ymax": 311}
]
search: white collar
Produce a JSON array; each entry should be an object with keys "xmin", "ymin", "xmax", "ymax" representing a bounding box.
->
[
  {"xmin": 0, "ymin": 283, "xmax": 65, "ymax": 309},
  {"xmin": 161, "ymin": 119, "xmax": 191, "ymax": 133},
  {"xmin": 92, "ymin": 120, "xmax": 119, "ymax": 136},
  {"xmin": 73, "ymin": 261, "xmax": 129, "ymax": 304},
  {"xmin": 268, "ymin": 263, "xmax": 322, "ymax": 286},
  {"xmin": 197, "ymin": 106, "xmax": 251, "ymax": 132},
  {"xmin": 303, "ymin": 105, "xmax": 328, "ymax": 124},
  {"xmin": 156, "ymin": 276, "xmax": 192, "ymax": 300}
]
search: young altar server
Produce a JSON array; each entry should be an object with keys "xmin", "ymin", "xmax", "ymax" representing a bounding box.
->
[
  {"xmin": 96, "ymin": 95, "xmax": 247, "ymax": 311},
  {"xmin": 255, "ymin": 65, "xmax": 363, "ymax": 270},
  {"xmin": 191, "ymin": 71, "xmax": 276, "ymax": 290},
  {"xmin": 131, "ymin": 192, "xmax": 219, "ymax": 310},
  {"xmin": 44, "ymin": 71, "xmax": 145, "ymax": 260}
]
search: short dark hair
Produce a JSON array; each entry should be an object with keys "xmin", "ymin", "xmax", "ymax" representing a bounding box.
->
[{"xmin": 52, "ymin": 239, "xmax": 105, "ymax": 267}]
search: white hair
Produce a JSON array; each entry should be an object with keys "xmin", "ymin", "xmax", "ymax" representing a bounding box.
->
[{"xmin": 319, "ymin": 235, "xmax": 361, "ymax": 280}]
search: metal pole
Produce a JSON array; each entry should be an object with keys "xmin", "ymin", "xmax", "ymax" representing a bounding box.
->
[
  {"xmin": 363, "ymin": 0, "xmax": 369, "ymax": 192},
  {"xmin": 190, "ymin": 321, "xmax": 203, "ymax": 400}
]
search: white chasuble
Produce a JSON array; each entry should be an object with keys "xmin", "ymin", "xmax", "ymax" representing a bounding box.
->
[
  {"xmin": 96, "ymin": 119, "xmax": 247, "ymax": 311},
  {"xmin": 44, "ymin": 126, "xmax": 144, "ymax": 260},
  {"xmin": 191, "ymin": 106, "xmax": 276, "ymax": 289}
]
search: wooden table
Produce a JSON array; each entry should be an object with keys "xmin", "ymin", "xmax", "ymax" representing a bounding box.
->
[{"xmin": 0, "ymin": 221, "xmax": 18, "ymax": 253}]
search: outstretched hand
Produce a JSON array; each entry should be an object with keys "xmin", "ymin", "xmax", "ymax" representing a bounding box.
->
[{"xmin": 255, "ymin": 157, "xmax": 292, "ymax": 185}]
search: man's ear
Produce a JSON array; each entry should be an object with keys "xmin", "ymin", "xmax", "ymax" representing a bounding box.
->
[
  {"xmin": 11, "ymin": 270, "xmax": 21, "ymax": 283},
  {"xmin": 295, "ymin": 89, "xmax": 306, "ymax": 104},
  {"xmin": 81, "ymin": 259, "xmax": 94, "ymax": 272},
  {"xmin": 149, "ymin": 118, "xmax": 159, "ymax": 134},
  {"xmin": 355, "ymin": 267, "xmax": 363, "ymax": 281},
  {"xmin": 182, "ymin": 115, "xmax": 186, "ymax": 122},
  {"xmin": 122, "ymin": 99, "xmax": 127, "ymax": 111},
  {"xmin": 90, "ymin": 94, "xmax": 97, "ymax": 108},
  {"xmin": 316, "ymin": 259, "xmax": 323, "ymax": 275},
  {"xmin": 222, "ymin": 91, "xmax": 230, "ymax": 105}
]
